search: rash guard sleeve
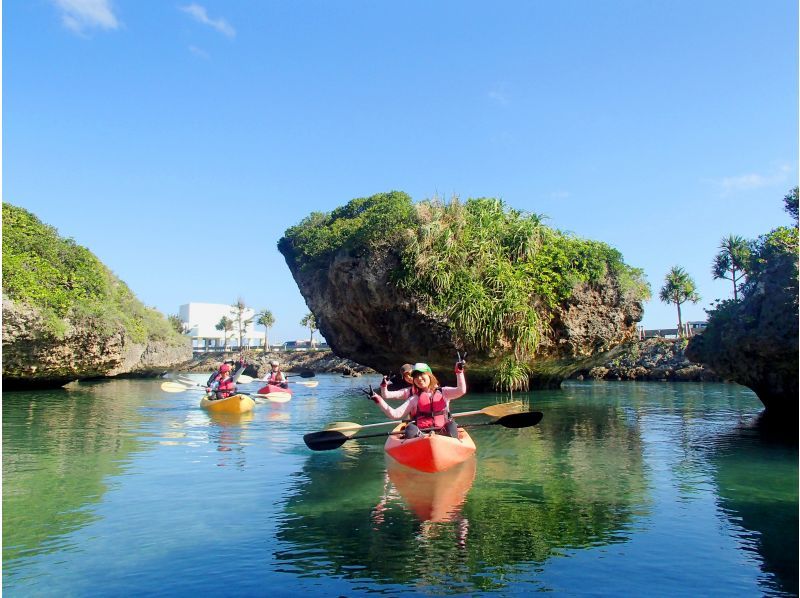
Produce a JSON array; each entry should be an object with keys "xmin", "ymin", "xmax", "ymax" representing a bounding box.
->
[
  {"xmin": 374, "ymin": 395, "xmax": 418, "ymax": 420},
  {"xmin": 441, "ymin": 371, "xmax": 467, "ymax": 402}
]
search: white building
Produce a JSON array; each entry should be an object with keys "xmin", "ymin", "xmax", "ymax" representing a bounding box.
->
[{"xmin": 179, "ymin": 303, "xmax": 266, "ymax": 352}]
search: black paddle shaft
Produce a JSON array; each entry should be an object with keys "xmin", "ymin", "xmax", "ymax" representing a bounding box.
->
[{"xmin": 303, "ymin": 411, "xmax": 544, "ymax": 451}]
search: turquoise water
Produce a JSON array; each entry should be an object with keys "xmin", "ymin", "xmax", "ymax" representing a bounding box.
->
[{"xmin": 3, "ymin": 376, "xmax": 797, "ymax": 596}]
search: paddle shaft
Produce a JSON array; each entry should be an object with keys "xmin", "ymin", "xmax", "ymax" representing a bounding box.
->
[
  {"xmin": 304, "ymin": 411, "xmax": 543, "ymax": 451},
  {"xmin": 326, "ymin": 404, "xmax": 521, "ymax": 433}
]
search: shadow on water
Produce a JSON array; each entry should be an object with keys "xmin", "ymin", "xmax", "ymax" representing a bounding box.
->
[
  {"xmin": 709, "ymin": 411, "xmax": 798, "ymax": 597},
  {"xmin": 275, "ymin": 397, "xmax": 649, "ymax": 593}
]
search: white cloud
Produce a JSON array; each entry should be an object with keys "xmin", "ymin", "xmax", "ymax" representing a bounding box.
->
[
  {"xmin": 711, "ymin": 164, "xmax": 793, "ymax": 194},
  {"xmin": 180, "ymin": 4, "xmax": 236, "ymax": 38},
  {"xmin": 488, "ymin": 86, "xmax": 510, "ymax": 106},
  {"xmin": 189, "ymin": 45, "xmax": 210, "ymax": 59},
  {"xmin": 53, "ymin": 0, "xmax": 119, "ymax": 34}
]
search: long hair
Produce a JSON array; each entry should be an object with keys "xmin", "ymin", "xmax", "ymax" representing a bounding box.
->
[{"xmin": 413, "ymin": 372, "xmax": 440, "ymax": 394}]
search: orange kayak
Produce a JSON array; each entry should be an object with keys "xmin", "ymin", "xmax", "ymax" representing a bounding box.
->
[
  {"xmin": 384, "ymin": 423, "xmax": 476, "ymax": 473},
  {"xmin": 200, "ymin": 394, "xmax": 255, "ymax": 414}
]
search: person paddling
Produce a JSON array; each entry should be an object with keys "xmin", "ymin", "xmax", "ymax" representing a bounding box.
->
[
  {"xmin": 264, "ymin": 360, "xmax": 289, "ymax": 389},
  {"xmin": 205, "ymin": 361, "xmax": 246, "ymax": 400},
  {"xmin": 370, "ymin": 359, "xmax": 467, "ymax": 439}
]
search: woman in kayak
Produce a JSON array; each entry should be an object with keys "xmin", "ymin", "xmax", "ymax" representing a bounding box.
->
[
  {"xmin": 205, "ymin": 362, "xmax": 247, "ymax": 400},
  {"xmin": 371, "ymin": 359, "xmax": 467, "ymax": 438},
  {"xmin": 264, "ymin": 360, "xmax": 289, "ymax": 389}
]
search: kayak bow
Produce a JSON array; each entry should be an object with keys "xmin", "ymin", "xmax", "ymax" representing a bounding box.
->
[
  {"xmin": 384, "ymin": 423, "xmax": 476, "ymax": 473},
  {"xmin": 200, "ymin": 393, "xmax": 256, "ymax": 414}
]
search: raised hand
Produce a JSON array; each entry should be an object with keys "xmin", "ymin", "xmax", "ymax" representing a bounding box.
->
[{"xmin": 455, "ymin": 351, "xmax": 468, "ymax": 373}]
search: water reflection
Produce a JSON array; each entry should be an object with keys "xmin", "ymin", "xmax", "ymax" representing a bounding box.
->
[
  {"xmin": 2, "ymin": 382, "xmax": 149, "ymax": 562},
  {"xmin": 276, "ymin": 401, "xmax": 649, "ymax": 592},
  {"xmin": 206, "ymin": 411, "xmax": 254, "ymax": 468},
  {"xmin": 708, "ymin": 415, "xmax": 798, "ymax": 596}
]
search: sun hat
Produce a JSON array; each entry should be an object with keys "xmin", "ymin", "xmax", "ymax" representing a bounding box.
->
[
  {"xmin": 218, "ymin": 363, "xmax": 231, "ymax": 373},
  {"xmin": 400, "ymin": 363, "xmax": 414, "ymax": 373},
  {"xmin": 269, "ymin": 360, "xmax": 279, "ymax": 366},
  {"xmin": 411, "ymin": 363, "xmax": 432, "ymax": 375}
]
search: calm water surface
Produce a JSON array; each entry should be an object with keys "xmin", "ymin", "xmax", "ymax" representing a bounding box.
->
[{"xmin": 3, "ymin": 376, "xmax": 797, "ymax": 596}]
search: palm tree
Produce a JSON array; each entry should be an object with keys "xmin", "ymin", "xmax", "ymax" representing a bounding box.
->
[
  {"xmin": 215, "ymin": 316, "xmax": 234, "ymax": 351},
  {"xmin": 256, "ymin": 309, "xmax": 275, "ymax": 352},
  {"xmin": 659, "ymin": 266, "xmax": 700, "ymax": 337},
  {"xmin": 712, "ymin": 235, "xmax": 750, "ymax": 301},
  {"xmin": 229, "ymin": 298, "xmax": 253, "ymax": 350},
  {"xmin": 300, "ymin": 312, "xmax": 318, "ymax": 348}
]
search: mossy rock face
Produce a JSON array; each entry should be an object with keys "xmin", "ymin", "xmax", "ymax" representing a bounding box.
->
[
  {"xmin": 686, "ymin": 248, "xmax": 798, "ymax": 417},
  {"xmin": 2, "ymin": 204, "xmax": 191, "ymax": 389},
  {"xmin": 279, "ymin": 192, "xmax": 647, "ymax": 390}
]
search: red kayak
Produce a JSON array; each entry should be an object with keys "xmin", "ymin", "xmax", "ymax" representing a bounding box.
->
[
  {"xmin": 384, "ymin": 423, "xmax": 476, "ymax": 473},
  {"xmin": 258, "ymin": 383, "xmax": 293, "ymax": 396}
]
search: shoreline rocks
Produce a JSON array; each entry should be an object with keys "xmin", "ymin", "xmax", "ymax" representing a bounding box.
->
[{"xmin": 572, "ymin": 337, "xmax": 722, "ymax": 382}]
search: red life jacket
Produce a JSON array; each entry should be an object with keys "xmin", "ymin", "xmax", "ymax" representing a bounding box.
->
[
  {"xmin": 414, "ymin": 387, "xmax": 448, "ymax": 430},
  {"xmin": 217, "ymin": 377, "xmax": 236, "ymax": 398},
  {"xmin": 268, "ymin": 370, "xmax": 284, "ymax": 384}
]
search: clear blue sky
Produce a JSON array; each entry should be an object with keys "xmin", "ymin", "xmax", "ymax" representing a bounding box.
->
[{"xmin": 4, "ymin": 1, "xmax": 798, "ymax": 343}]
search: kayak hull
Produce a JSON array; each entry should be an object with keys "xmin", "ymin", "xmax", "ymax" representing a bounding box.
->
[
  {"xmin": 384, "ymin": 424, "xmax": 476, "ymax": 473},
  {"xmin": 258, "ymin": 384, "xmax": 292, "ymax": 396},
  {"xmin": 200, "ymin": 394, "xmax": 256, "ymax": 414}
]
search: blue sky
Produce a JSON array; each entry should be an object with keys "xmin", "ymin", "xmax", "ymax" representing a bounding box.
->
[{"xmin": 4, "ymin": 1, "xmax": 798, "ymax": 343}]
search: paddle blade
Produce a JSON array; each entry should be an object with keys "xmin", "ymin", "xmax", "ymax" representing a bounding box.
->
[
  {"xmin": 324, "ymin": 421, "xmax": 361, "ymax": 437},
  {"xmin": 481, "ymin": 400, "xmax": 524, "ymax": 418},
  {"xmin": 161, "ymin": 381, "xmax": 190, "ymax": 393},
  {"xmin": 304, "ymin": 430, "xmax": 349, "ymax": 451},
  {"xmin": 255, "ymin": 392, "xmax": 292, "ymax": 403},
  {"xmin": 494, "ymin": 411, "xmax": 544, "ymax": 429},
  {"xmin": 237, "ymin": 374, "xmax": 254, "ymax": 383},
  {"xmin": 298, "ymin": 370, "xmax": 315, "ymax": 378},
  {"xmin": 293, "ymin": 380, "xmax": 319, "ymax": 388}
]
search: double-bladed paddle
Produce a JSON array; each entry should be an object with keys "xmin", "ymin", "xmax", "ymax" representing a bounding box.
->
[
  {"xmin": 322, "ymin": 400, "xmax": 525, "ymax": 438},
  {"xmin": 303, "ymin": 410, "xmax": 544, "ymax": 451}
]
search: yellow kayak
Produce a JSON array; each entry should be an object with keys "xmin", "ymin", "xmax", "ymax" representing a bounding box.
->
[{"xmin": 200, "ymin": 394, "xmax": 255, "ymax": 414}]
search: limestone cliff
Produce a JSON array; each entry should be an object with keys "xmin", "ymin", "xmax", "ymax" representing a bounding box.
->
[
  {"xmin": 279, "ymin": 193, "xmax": 647, "ymax": 390},
  {"xmin": 686, "ymin": 242, "xmax": 798, "ymax": 417},
  {"xmin": 2, "ymin": 203, "xmax": 191, "ymax": 389},
  {"xmin": 2, "ymin": 298, "xmax": 191, "ymax": 390}
]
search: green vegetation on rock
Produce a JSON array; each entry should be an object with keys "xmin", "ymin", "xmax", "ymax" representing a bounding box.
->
[
  {"xmin": 281, "ymin": 192, "xmax": 650, "ymax": 389},
  {"xmin": 2, "ymin": 203, "xmax": 183, "ymax": 344}
]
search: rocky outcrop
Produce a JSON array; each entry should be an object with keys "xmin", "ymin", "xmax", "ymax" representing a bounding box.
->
[
  {"xmin": 2, "ymin": 299, "xmax": 192, "ymax": 390},
  {"xmin": 183, "ymin": 350, "xmax": 377, "ymax": 377},
  {"xmin": 573, "ymin": 337, "xmax": 722, "ymax": 382},
  {"xmin": 686, "ymin": 250, "xmax": 798, "ymax": 417},
  {"xmin": 280, "ymin": 245, "xmax": 643, "ymax": 390}
]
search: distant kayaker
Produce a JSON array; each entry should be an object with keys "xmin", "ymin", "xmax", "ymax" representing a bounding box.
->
[
  {"xmin": 371, "ymin": 360, "xmax": 467, "ymax": 438},
  {"xmin": 205, "ymin": 362, "xmax": 246, "ymax": 400},
  {"xmin": 264, "ymin": 360, "xmax": 289, "ymax": 389}
]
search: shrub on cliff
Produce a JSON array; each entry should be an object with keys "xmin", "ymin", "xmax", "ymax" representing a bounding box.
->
[
  {"xmin": 2, "ymin": 203, "xmax": 184, "ymax": 345},
  {"xmin": 281, "ymin": 192, "xmax": 650, "ymax": 389},
  {"xmin": 686, "ymin": 188, "xmax": 799, "ymax": 414}
]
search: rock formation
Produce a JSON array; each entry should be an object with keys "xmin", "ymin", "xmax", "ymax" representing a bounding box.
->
[
  {"xmin": 686, "ymin": 249, "xmax": 798, "ymax": 418},
  {"xmin": 2, "ymin": 299, "xmax": 192, "ymax": 390},
  {"xmin": 280, "ymin": 244, "xmax": 643, "ymax": 391}
]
